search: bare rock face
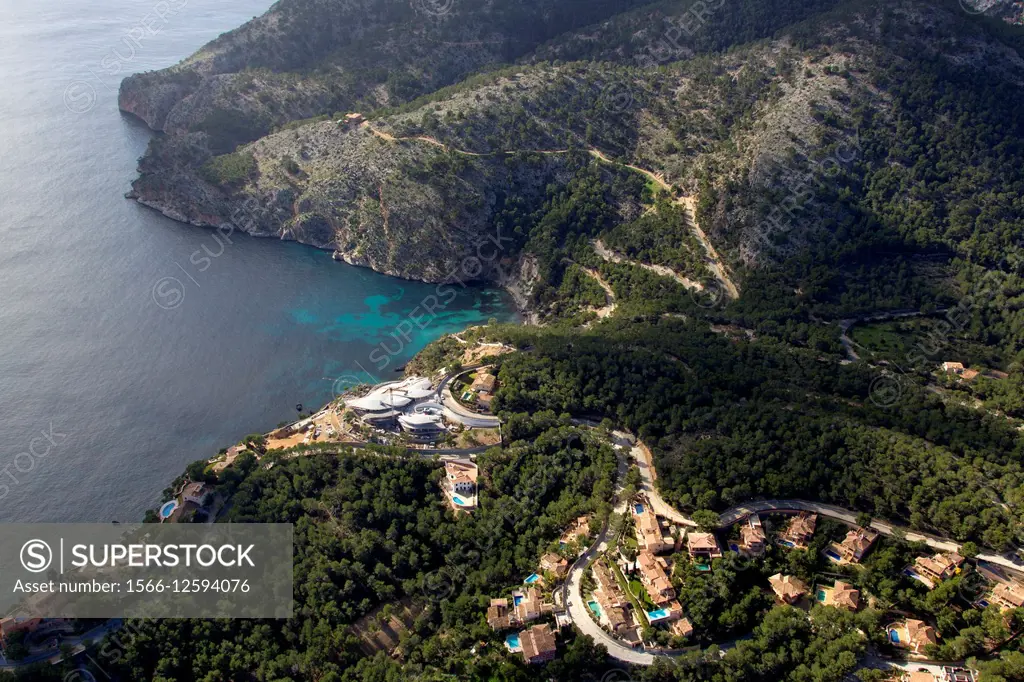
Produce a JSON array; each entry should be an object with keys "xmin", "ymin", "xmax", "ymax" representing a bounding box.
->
[{"xmin": 119, "ymin": 70, "xmax": 201, "ymax": 130}]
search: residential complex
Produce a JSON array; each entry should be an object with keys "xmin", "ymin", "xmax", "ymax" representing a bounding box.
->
[
  {"xmin": 888, "ymin": 618, "xmax": 938, "ymax": 655},
  {"xmin": 736, "ymin": 514, "xmax": 766, "ymax": 556},
  {"xmin": 636, "ymin": 551, "xmax": 676, "ymax": 605},
  {"xmin": 780, "ymin": 512, "xmax": 817, "ymax": 549},
  {"xmin": 817, "ymin": 580, "xmax": 860, "ymax": 611},
  {"xmin": 539, "ymin": 553, "xmax": 569, "ymax": 579},
  {"xmin": 910, "ymin": 552, "xmax": 965, "ymax": 589},
  {"xmin": 634, "ymin": 500, "xmax": 673, "ymax": 554},
  {"xmin": 828, "ymin": 527, "xmax": 879, "ymax": 564},
  {"xmin": 591, "ymin": 560, "xmax": 633, "ymax": 636},
  {"xmin": 345, "ymin": 377, "xmax": 449, "ymax": 441},
  {"xmin": 988, "ymin": 580, "xmax": 1024, "ymax": 611},
  {"xmin": 442, "ymin": 460, "xmax": 478, "ymax": 510},
  {"xmin": 686, "ymin": 531, "xmax": 722, "ymax": 561},
  {"xmin": 520, "ymin": 623, "xmax": 557, "ymax": 664}
]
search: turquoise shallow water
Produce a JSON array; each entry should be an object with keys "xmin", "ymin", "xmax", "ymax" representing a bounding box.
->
[{"xmin": 0, "ymin": 0, "xmax": 517, "ymax": 522}]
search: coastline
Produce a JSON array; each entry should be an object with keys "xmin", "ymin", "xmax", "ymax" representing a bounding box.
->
[{"xmin": 128, "ymin": 193, "xmax": 541, "ymax": 324}]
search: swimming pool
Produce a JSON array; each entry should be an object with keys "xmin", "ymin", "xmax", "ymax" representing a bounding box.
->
[
  {"xmin": 159, "ymin": 500, "xmax": 178, "ymax": 519},
  {"xmin": 524, "ymin": 573, "xmax": 541, "ymax": 584},
  {"xmin": 647, "ymin": 608, "xmax": 670, "ymax": 621},
  {"xmin": 825, "ymin": 550, "xmax": 841, "ymax": 561},
  {"xmin": 816, "ymin": 590, "xmax": 827, "ymax": 602},
  {"xmin": 505, "ymin": 633, "xmax": 521, "ymax": 650},
  {"xmin": 889, "ymin": 629, "xmax": 900, "ymax": 643},
  {"xmin": 513, "ymin": 594, "xmax": 524, "ymax": 606},
  {"xmin": 777, "ymin": 539, "xmax": 795, "ymax": 548},
  {"xmin": 634, "ymin": 504, "xmax": 645, "ymax": 514},
  {"xmin": 452, "ymin": 495, "xmax": 467, "ymax": 506},
  {"xmin": 588, "ymin": 600, "xmax": 602, "ymax": 618}
]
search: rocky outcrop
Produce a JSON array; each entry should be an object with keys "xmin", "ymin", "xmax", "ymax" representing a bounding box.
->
[
  {"xmin": 117, "ymin": 0, "xmax": 660, "ymax": 144},
  {"xmin": 126, "ymin": 118, "xmax": 597, "ymax": 284}
]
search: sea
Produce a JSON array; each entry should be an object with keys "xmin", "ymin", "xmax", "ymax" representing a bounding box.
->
[{"xmin": 0, "ymin": 0, "xmax": 517, "ymax": 522}]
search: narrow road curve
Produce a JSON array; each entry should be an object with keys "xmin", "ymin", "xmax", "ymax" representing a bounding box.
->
[
  {"xmin": 361, "ymin": 122, "xmax": 739, "ymax": 302},
  {"xmin": 581, "ymin": 266, "xmax": 617, "ymax": 319},
  {"xmin": 437, "ymin": 365, "xmax": 501, "ymax": 429},
  {"xmin": 565, "ymin": 436, "xmax": 660, "ymax": 664},
  {"xmin": 593, "ymin": 239, "xmax": 703, "ymax": 292}
]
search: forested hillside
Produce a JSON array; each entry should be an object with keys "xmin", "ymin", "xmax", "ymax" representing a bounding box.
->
[
  {"xmin": 99, "ymin": 0, "xmax": 1024, "ymax": 679},
  {"xmin": 93, "ymin": 418, "xmax": 616, "ymax": 681}
]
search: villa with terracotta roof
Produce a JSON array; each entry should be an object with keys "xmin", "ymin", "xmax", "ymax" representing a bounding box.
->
[
  {"xmin": 686, "ymin": 531, "xmax": 722, "ymax": 561},
  {"xmin": 737, "ymin": 514, "xmax": 766, "ymax": 557},
  {"xmin": 888, "ymin": 618, "xmax": 938, "ymax": 656},
  {"xmin": 469, "ymin": 372, "xmax": 498, "ymax": 410},
  {"xmin": 182, "ymin": 481, "xmax": 212, "ymax": 506},
  {"xmin": 941, "ymin": 361, "xmax": 980, "ymax": 382},
  {"xmin": 512, "ymin": 587, "xmax": 546, "ymax": 624},
  {"xmin": 442, "ymin": 460, "xmax": 478, "ymax": 510},
  {"xmin": 989, "ymin": 580, "xmax": 1024, "ymax": 611},
  {"xmin": 671, "ymin": 617, "xmax": 694, "ymax": 639},
  {"xmin": 828, "ymin": 527, "xmax": 878, "ymax": 564},
  {"xmin": 817, "ymin": 580, "xmax": 860, "ymax": 611},
  {"xmin": 487, "ymin": 598, "xmax": 511, "ymax": 630},
  {"xmin": 520, "ymin": 623, "xmax": 557, "ymax": 664},
  {"xmin": 559, "ymin": 515, "xmax": 591, "ymax": 546},
  {"xmin": 910, "ymin": 553, "xmax": 964, "ymax": 589},
  {"xmin": 636, "ymin": 551, "xmax": 676, "ymax": 605},
  {"xmin": 590, "ymin": 560, "xmax": 634, "ymax": 634},
  {"xmin": 905, "ymin": 672, "xmax": 937, "ymax": 682},
  {"xmin": 539, "ymin": 553, "xmax": 569, "ymax": 579},
  {"xmin": 768, "ymin": 573, "xmax": 809, "ymax": 605},
  {"xmin": 635, "ymin": 501, "xmax": 673, "ymax": 554},
  {"xmin": 781, "ymin": 512, "xmax": 817, "ymax": 549}
]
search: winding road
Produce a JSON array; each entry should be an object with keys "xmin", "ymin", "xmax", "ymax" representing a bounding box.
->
[
  {"xmin": 563, "ymin": 433, "xmax": 1024, "ymax": 666},
  {"xmin": 361, "ymin": 121, "xmax": 739, "ymax": 303}
]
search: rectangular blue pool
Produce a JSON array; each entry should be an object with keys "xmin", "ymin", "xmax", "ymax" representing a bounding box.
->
[
  {"xmin": 634, "ymin": 504, "xmax": 645, "ymax": 514},
  {"xmin": 588, "ymin": 600, "xmax": 602, "ymax": 618},
  {"xmin": 524, "ymin": 573, "xmax": 541, "ymax": 584},
  {"xmin": 505, "ymin": 633, "xmax": 521, "ymax": 650}
]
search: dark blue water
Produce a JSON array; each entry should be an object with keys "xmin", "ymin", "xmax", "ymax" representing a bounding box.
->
[{"xmin": 0, "ymin": 0, "xmax": 516, "ymax": 522}]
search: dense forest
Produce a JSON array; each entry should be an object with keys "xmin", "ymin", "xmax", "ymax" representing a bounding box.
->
[{"xmin": 71, "ymin": 417, "xmax": 616, "ymax": 681}]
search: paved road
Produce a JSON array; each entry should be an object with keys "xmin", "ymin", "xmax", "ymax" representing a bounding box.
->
[
  {"xmin": 625, "ymin": 433, "xmax": 1024, "ymax": 577},
  {"xmin": 564, "ymin": 441, "xmax": 660, "ymax": 664},
  {"xmin": 568, "ymin": 435, "xmax": 1024, "ymax": 667},
  {"xmin": 716, "ymin": 499, "xmax": 1024, "ymax": 577},
  {"xmin": 436, "ymin": 366, "xmax": 501, "ymax": 428},
  {"xmin": 623, "ymin": 433, "xmax": 695, "ymax": 528}
]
